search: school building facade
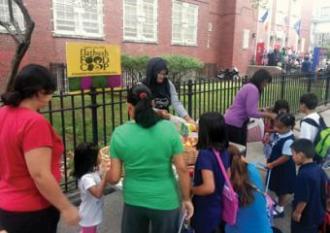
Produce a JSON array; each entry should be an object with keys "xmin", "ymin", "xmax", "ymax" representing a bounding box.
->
[{"xmin": 0, "ymin": 0, "xmax": 314, "ymax": 91}]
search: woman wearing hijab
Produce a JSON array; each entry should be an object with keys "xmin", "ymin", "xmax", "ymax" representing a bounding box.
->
[{"xmin": 142, "ymin": 57, "xmax": 194, "ymax": 123}]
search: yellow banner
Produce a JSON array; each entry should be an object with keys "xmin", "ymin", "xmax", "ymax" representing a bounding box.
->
[{"xmin": 66, "ymin": 42, "xmax": 121, "ymax": 77}]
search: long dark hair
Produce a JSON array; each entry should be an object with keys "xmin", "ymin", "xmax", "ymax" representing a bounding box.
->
[
  {"xmin": 196, "ymin": 112, "xmax": 228, "ymax": 151},
  {"xmin": 1, "ymin": 64, "xmax": 57, "ymax": 107},
  {"xmin": 249, "ymin": 69, "xmax": 272, "ymax": 94},
  {"xmin": 127, "ymin": 84, "xmax": 161, "ymax": 128},
  {"xmin": 73, "ymin": 142, "xmax": 99, "ymax": 179},
  {"xmin": 228, "ymin": 145, "xmax": 255, "ymax": 207}
]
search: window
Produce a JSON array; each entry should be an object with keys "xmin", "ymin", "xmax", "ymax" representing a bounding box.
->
[
  {"xmin": 321, "ymin": 7, "xmax": 330, "ymax": 17},
  {"xmin": 0, "ymin": 0, "xmax": 24, "ymax": 32},
  {"xmin": 123, "ymin": 0, "xmax": 157, "ymax": 42},
  {"xmin": 172, "ymin": 1, "xmax": 198, "ymax": 46},
  {"xmin": 52, "ymin": 0, "xmax": 104, "ymax": 38},
  {"xmin": 242, "ymin": 29, "xmax": 250, "ymax": 49}
]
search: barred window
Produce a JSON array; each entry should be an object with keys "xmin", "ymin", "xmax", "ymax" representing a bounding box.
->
[
  {"xmin": 123, "ymin": 0, "xmax": 158, "ymax": 42},
  {"xmin": 0, "ymin": 0, "xmax": 24, "ymax": 32},
  {"xmin": 52, "ymin": 0, "xmax": 104, "ymax": 38},
  {"xmin": 172, "ymin": 0, "xmax": 198, "ymax": 46}
]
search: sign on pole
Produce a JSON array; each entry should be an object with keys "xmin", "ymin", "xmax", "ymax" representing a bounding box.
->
[{"xmin": 66, "ymin": 42, "xmax": 122, "ymax": 91}]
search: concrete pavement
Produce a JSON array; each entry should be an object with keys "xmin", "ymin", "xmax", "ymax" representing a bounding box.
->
[{"xmin": 59, "ymin": 106, "xmax": 330, "ymax": 233}]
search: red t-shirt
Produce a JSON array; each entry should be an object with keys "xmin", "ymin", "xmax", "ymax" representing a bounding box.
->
[{"xmin": 0, "ymin": 106, "xmax": 63, "ymax": 212}]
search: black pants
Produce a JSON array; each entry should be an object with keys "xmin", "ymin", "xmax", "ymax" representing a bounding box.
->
[
  {"xmin": 0, "ymin": 206, "xmax": 60, "ymax": 233},
  {"xmin": 122, "ymin": 203, "xmax": 180, "ymax": 233},
  {"xmin": 226, "ymin": 122, "xmax": 248, "ymax": 147},
  {"xmin": 291, "ymin": 220, "xmax": 319, "ymax": 233}
]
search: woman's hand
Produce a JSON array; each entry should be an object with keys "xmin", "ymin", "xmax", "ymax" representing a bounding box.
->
[
  {"xmin": 182, "ymin": 200, "xmax": 194, "ymax": 220},
  {"xmin": 155, "ymin": 109, "xmax": 171, "ymax": 120},
  {"xmin": 61, "ymin": 205, "xmax": 80, "ymax": 225}
]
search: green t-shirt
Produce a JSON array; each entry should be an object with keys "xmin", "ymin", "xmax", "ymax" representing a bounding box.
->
[{"xmin": 110, "ymin": 120, "xmax": 184, "ymax": 210}]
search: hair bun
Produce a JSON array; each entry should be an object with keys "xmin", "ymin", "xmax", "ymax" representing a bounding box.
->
[
  {"xmin": 138, "ymin": 92, "xmax": 147, "ymax": 100},
  {"xmin": 1, "ymin": 91, "xmax": 22, "ymax": 107}
]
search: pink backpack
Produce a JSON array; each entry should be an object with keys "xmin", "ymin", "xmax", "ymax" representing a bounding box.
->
[{"xmin": 213, "ymin": 149, "xmax": 239, "ymax": 225}]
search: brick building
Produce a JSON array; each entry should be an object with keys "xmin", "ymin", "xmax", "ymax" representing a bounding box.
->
[{"xmin": 0, "ymin": 0, "xmax": 314, "ymax": 91}]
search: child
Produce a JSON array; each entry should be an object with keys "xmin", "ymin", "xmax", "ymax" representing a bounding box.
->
[
  {"xmin": 73, "ymin": 143, "xmax": 110, "ymax": 233},
  {"xmin": 263, "ymin": 100, "xmax": 290, "ymax": 159},
  {"xmin": 290, "ymin": 139, "xmax": 328, "ymax": 233},
  {"xmin": 266, "ymin": 113, "xmax": 296, "ymax": 218},
  {"xmin": 191, "ymin": 112, "xmax": 230, "ymax": 233},
  {"xmin": 225, "ymin": 145, "xmax": 272, "ymax": 233},
  {"xmin": 299, "ymin": 93, "xmax": 321, "ymax": 142}
]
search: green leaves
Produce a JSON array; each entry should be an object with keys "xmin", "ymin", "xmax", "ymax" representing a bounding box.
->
[{"xmin": 121, "ymin": 54, "xmax": 204, "ymax": 82}]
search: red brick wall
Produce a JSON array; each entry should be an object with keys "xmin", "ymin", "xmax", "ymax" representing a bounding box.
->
[
  {"xmin": 0, "ymin": 0, "xmax": 215, "ymax": 89},
  {"xmin": 0, "ymin": 0, "xmax": 314, "ymax": 90}
]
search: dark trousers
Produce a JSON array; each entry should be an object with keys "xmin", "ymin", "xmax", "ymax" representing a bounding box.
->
[
  {"xmin": 291, "ymin": 221, "xmax": 319, "ymax": 233},
  {"xmin": 0, "ymin": 206, "xmax": 60, "ymax": 233},
  {"xmin": 226, "ymin": 122, "xmax": 248, "ymax": 147},
  {"xmin": 122, "ymin": 203, "xmax": 180, "ymax": 233}
]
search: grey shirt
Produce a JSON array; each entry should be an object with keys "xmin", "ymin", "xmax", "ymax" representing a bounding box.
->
[{"xmin": 168, "ymin": 80, "xmax": 188, "ymax": 118}]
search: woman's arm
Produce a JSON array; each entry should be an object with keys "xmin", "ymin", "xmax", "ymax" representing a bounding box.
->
[
  {"xmin": 168, "ymin": 81, "xmax": 190, "ymax": 119},
  {"xmin": 25, "ymin": 148, "xmax": 79, "ymax": 225},
  {"xmin": 191, "ymin": 170, "xmax": 215, "ymax": 195},
  {"xmin": 107, "ymin": 158, "xmax": 122, "ymax": 184},
  {"xmin": 173, "ymin": 154, "xmax": 194, "ymax": 219},
  {"xmin": 267, "ymin": 155, "xmax": 289, "ymax": 169}
]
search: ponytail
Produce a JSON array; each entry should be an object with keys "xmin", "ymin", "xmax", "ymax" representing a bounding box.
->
[
  {"xmin": 1, "ymin": 91, "xmax": 22, "ymax": 107},
  {"xmin": 228, "ymin": 145, "xmax": 255, "ymax": 207},
  {"xmin": 127, "ymin": 84, "xmax": 161, "ymax": 128}
]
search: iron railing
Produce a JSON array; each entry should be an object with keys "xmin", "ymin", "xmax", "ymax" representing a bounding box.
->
[{"xmin": 1, "ymin": 72, "xmax": 329, "ymax": 192}]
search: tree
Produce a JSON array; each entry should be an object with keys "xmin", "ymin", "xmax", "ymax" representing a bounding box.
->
[{"xmin": 0, "ymin": 0, "xmax": 35, "ymax": 91}]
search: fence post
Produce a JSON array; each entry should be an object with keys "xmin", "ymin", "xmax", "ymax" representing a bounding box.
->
[
  {"xmin": 325, "ymin": 72, "xmax": 330, "ymax": 105},
  {"xmin": 307, "ymin": 73, "xmax": 312, "ymax": 92},
  {"xmin": 280, "ymin": 74, "xmax": 285, "ymax": 99},
  {"xmin": 187, "ymin": 80, "xmax": 193, "ymax": 118},
  {"xmin": 90, "ymin": 88, "xmax": 99, "ymax": 145}
]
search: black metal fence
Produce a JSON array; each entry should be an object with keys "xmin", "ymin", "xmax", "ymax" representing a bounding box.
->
[{"xmin": 1, "ymin": 72, "xmax": 330, "ymax": 192}]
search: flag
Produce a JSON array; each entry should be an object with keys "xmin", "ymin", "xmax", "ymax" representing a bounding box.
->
[
  {"xmin": 294, "ymin": 20, "xmax": 301, "ymax": 36},
  {"xmin": 259, "ymin": 9, "xmax": 269, "ymax": 23}
]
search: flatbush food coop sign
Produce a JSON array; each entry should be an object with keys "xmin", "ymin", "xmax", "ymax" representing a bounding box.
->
[{"xmin": 66, "ymin": 42, "xmax": 121, "ymax": 91}]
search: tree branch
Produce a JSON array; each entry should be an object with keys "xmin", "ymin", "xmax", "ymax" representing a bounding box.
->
[{"xmin": 4, "ymin": 0, "xmax": 35, "ymax": 92}]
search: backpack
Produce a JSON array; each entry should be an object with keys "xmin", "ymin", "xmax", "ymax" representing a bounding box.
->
[{"xmin": 301, "ymin": 116, "xmax": 330, "ymax": 159}]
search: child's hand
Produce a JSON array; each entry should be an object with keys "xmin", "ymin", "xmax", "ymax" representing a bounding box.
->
[
  {"xmin": 292, "ymin": 210, "xmax": 302, "ymax": 222},
  {"xmin": 100, "ymin": 158, "xmax": 111, "ymax": 176},
  {"xmin": 182, "ymin": 200, "xmax": 194, "ymax": 220},
  {"xmin": 266, "ymin": 163, "xmax": 274, "ymax": 169}
]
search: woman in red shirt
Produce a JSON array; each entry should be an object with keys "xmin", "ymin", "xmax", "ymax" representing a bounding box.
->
[{"xmin": 0, "ymin": 64, "xmax": 79, "ymax": 233}]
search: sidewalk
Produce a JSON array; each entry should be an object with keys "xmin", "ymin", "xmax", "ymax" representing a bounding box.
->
[
  {"xmin": 58, "ymin": 106, "xmax": 330, "ymax": 233},
  {"xmin": 246, "ymin": 106, "xmax": 330, "ymax": 233}
]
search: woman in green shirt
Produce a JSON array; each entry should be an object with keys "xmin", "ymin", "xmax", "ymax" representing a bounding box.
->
[{"xmin": 108, "ymin": 84, "xmax": 193, "ymax": 233}]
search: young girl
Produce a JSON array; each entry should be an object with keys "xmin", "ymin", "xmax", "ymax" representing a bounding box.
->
[
  {"xmin": 73, "ymin": 143, "xmax": 110, "ymax": 233},
  {"xmin": 263, "ymin": 100, "xmax": 290, "ymax": 159},
  {"xmin": 191, "ymin": 112, "xmax": 230, "ymax": 233},
  {"xmin": 266, "ymin": 113, "xmax": 296, "ymax": 218},
  {"xmin": 225, "ymin": 145, "xmax": 272, "ymax": 233}
]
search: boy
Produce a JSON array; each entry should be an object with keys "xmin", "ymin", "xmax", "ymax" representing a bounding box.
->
[
  {"xmin": 299, "ymin": 93, "xmax": 321, "ymax": 143},
  {"xmin": 291, "ymin": 139, "xmax": 328, "ymax": 233}
]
